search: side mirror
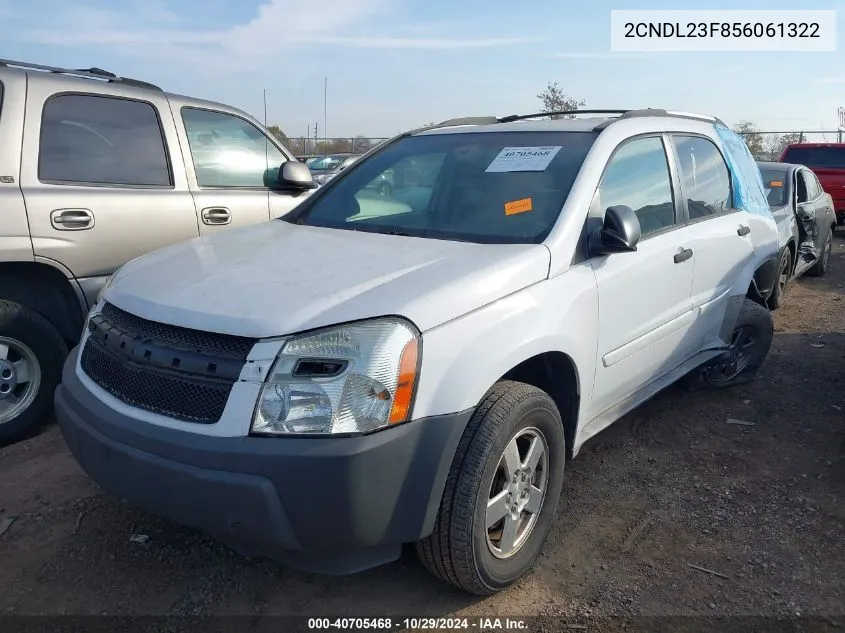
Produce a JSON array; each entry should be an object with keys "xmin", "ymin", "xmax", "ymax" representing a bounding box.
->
[
  {"xmin": 276, "ymin": 160, "xmax": 318, "ymax": 191},
  {"xmin": 589, "ymin": 205, "xmax": 641, "ymax": 256}
]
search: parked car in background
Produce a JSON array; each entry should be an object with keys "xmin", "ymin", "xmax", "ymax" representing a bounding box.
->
[
  {"xmin": 0, "ymin": 58, "xmax": 314, "ymax": 446},
  {"xmin": 56, "ymin": 108, "xmax": 779, "ymax": 595},
  {"xmin": 757, "ymin": 161, "xmax": 837, "ymax": 309},
  {"xmin": 780, "ymin": 143, "xmax": 845, "ymax": 229},
  {"xmin": 308, "ymin": 153, "xmax": 361, "ymax": 184},
  {"xmin": 295, "ymin": 155, "xmax": 322, "ymax": 167}
]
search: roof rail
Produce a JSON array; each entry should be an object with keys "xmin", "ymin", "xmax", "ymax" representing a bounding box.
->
[
  {"xmin": 0, "ymin": 58, "xmax": 162, "ymax": 91},
  {"xmin": 498, "ymin": 110, "xmax": 629, "ymax": 123},
  {"xmin": 593, "ymin": 108, "xmax": 726, "ymax": 130}
]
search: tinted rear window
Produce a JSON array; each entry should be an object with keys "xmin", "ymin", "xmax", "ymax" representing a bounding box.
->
[
  {"xmin": 781, "ymin": 146, "xmax": 845, "ymax": 169},
  {"xmin": 759, "ymin": 168, "xmax": 788, "ymax": 206}
]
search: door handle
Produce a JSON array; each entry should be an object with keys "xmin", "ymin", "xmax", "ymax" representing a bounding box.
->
[
  {"xmin": 201, "ymin": 207, "xmax": 231, "ymax": 225},
  {"xmin": 737, "ymin": 225, "xmax": 751, "ymax": 236},
  {"xmin": 674, "ymin": 247, "xmax": 693, "ymax": 264},
  {"xmin": 50, "ymin": 208, "xmax": 94, "ymax": 230}
]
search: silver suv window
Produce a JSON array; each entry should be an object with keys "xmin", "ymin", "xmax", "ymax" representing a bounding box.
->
[
  {"xmin": 672, "ymin": 135, "xmax": 732, "ymax": 220},
  {"xmin": 181, "ymin": 107, "xmax": 287, "ymax": 188},
  {"xmin": 39, "ymin": 94, "xmax": 171, "ymax": 187},
  {"xmin": 593, "ymin": 136, "xmax": 676, "ymax": 238}
]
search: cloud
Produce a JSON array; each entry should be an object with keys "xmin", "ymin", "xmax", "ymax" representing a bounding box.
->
[
  {"xmin": 816, "ymin": 77, "xmax": 845, "ymax": 84},
  {"xmin": 545, "ymin": 52, "xmax": 650, "ymax": 59},
  {"xmin": 12, "ymin": 0, "xmax": 538, "ymax": 59}
]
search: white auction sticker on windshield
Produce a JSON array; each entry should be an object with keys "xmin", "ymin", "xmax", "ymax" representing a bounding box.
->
[{"xmin": 485, "ymin": 146, "xmax": 562, "ymax": 173}]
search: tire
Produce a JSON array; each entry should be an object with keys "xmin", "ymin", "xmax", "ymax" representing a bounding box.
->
[
  {"xmin": 0, "ymin": 300, "xmax": 68, "ymax": 446},
  {"xmin": 681, "ymin": 298, "xmax": 774, "ymax": 391},
  {"xmin": 766, "ymin": 248, "xmax": 792, "ymax": 310},
  {"xmin": 416, "ymin": 380, "xmax": 566, "ymax": 595},
  {"xmin": 808, "ymin": 228, "xmax": 833, "ymax": 277}
]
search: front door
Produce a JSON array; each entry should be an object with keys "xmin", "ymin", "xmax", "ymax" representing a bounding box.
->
[
  {"xmin": 176, "ymin": 106, "xmax": 305, "ymax": 235},
  {"xmin": 20, "ymin": 86, "xmax": 200, "ymax": 306},
  {"xmin": 587, "ymin": 135, "xmax": 696, "ymax": 422}
]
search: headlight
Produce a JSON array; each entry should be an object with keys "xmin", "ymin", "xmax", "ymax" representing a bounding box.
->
[{"xmin": 251, "ymin": 318, "xmax": 420, "ymax": 436}]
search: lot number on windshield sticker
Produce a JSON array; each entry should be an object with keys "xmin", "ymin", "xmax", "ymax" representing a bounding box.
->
[
  {"xmin": 486, "ymin": 146, "xmax": 562, "ymax": 172},
  {"xmin": 505, "ymin": 198, "xmax": 533, "ymax": 215}
]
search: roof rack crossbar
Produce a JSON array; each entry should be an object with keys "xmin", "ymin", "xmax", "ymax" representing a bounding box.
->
[{"xmin": 0, "ymin": 58, "xmax": 162, "ymax": 91}]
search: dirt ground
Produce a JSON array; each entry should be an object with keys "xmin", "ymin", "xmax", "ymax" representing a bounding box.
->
[{"xmin": 1, "ymin": 236, "xmax": 843, "ymax": 628}]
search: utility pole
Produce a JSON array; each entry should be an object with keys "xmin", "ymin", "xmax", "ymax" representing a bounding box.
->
[{"xmin": 324, "ymin": 77, "xmax": 328, "ymax": 157}]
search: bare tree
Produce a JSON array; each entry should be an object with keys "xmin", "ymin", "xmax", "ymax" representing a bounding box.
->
[
  {"xmin": 764, "ymin": 132, "xmax": 802, "ymax": 161},
  {"xmin": 732, "ymin": 120, "xmax": 765, "ymax": 158},
  {"xmin": 537, "ymin": 82, "xmax": 586, "ymax": 119}
]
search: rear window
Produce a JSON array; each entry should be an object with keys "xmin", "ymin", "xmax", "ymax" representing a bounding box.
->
[
  {"xmin": 759, "ymin": 168, "xmax": 788, "ymax": 206},
  {"xmin": 781, "ymin": 146, "xmax": 845, "ymax": 169},
  {"xmin": 287, "ymin": 131, "xmax": 598, "ymax": 244}
]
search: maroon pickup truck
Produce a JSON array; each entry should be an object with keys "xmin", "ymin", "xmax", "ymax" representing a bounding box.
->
[{"xmin": 781, "ymin": 143, "xmax": 845, "ymax": 229}]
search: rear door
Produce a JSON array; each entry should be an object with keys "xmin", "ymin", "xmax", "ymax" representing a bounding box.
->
[
  {"xmin": 20, "ymin": 83, "xmax": 199, "ymax": 306},
  {"xmin": 174, "ymin": 104, "xmax": 305, "ymax": 234},
  {"xmin": 669, "ymin": 134, "xmax": 755, "ymax": 351}
]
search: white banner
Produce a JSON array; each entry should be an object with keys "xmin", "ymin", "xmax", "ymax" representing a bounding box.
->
[{"xmin": 611, "ymin": 10, "xmax": 837, "ymax": 52}]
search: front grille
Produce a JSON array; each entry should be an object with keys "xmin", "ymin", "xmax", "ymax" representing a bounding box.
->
[
  {"xmin": 80, "ymin": 302, "xmax": 259, "ymax": 424},
  {"xmin": 99, "ymin": 302, "xmax": 255, "ymax": 359},
  {"xmin": 81, "ymin": 341, "xmax": 232, "ymax": 424}
]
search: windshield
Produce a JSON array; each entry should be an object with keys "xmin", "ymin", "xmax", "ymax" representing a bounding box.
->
[
  {"xmin": 285, "ymin": 131, "xmax": 598, "ymax": 244},
  {"xmin": 309, "ymin": 155, "xmax": 350, "ymax": 171},
  {"xmin": 781, "ymin": 146, "xmax": 845, "ymax": 169},
  {"xmin": 760, "ymin": 167, "xmax": 788, "ymax": 207}
]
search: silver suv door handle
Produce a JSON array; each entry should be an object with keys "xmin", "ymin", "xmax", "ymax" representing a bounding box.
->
[
  {"xmin": 674, "ymin": 247, "xmax": 693, "ymax": 264},
  {"xmin": 737, "ymin": 225, "xmax": 751, "ymax": 236},
  {"xmin": 50, "ymin": 208, "xmax": 94, "ymax": 230},
  {"xmin": 201, "ymin": 207, "xmax": 232, "ymax": 225}
]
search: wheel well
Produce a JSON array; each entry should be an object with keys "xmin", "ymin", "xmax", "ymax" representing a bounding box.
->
[
  {"xmin": 0, "ymin": 262, "xmax": 86, "ymax": 345},
  {"xmin": 746, "ymin": 276, "xmax": 767, "ymax": 307},
  {"xmin": 501, "ymin": 352, "xmax": 579, "ymax": 460}
]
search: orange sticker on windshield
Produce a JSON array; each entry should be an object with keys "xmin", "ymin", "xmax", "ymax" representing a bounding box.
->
[
  {"xmin": 505, "ymin": 197, "xmax": 533, "ymax": 216},
  {"xmin": 770, "ymin": 181, "xmax": 783, "ymax": 187}
]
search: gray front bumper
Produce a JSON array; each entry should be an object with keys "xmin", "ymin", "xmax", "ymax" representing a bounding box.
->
[{"xmin": 55, "ymin": 348, "xmax": 471, "ymax": 574}]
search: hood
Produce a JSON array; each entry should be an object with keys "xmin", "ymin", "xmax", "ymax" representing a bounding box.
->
[{"xmin": 105, "ymin": 221, "xmax": 551, "ymax": 337}]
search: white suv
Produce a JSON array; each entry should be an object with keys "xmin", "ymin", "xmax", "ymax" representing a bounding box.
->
[{"xmin": 55, "ymin": 109, "xmax": 780, "ymax": 595}]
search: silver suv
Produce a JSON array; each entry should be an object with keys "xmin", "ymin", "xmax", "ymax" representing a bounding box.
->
[{"xmin": 0, "ymin": 59, "xmax": 316, "ymax": 445}]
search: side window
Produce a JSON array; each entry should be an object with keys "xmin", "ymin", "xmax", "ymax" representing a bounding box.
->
[
  {"xmin": 796, "ymin": 170, "xmax": 812, "ymax": 203},
  {"xmin": 802, "ymin": 170, "xmax": 821, "ymax": 200},
  {"xmin": 673, "ymin": 135, "xmax": 732, "ymax": 220},
  {"xmin": 39, "ymin": 94, "xmax": 172, "ymax": 186},
  {"xmin": 181, "ymin": 108, "xmax": 287, "ymax": 188},
  {"xmin": 594, "ymin": 136, "xmax": 676, "ymax": 237}
]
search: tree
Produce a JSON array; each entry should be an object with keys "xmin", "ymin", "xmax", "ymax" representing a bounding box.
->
[
  {"xmin": 266, "ymin": 125, "xmax": 287, "ymax": 144},
  {"xmin": 537, "ymin": 81, "xmax": 586, "ymax": 119},
  {"xmin": 732, "ymin": 120, "xmax": 765, "ymax": 158},
  {"xmin": 765, "ymin": 132, "xmax": 802, "ymax": 161}
]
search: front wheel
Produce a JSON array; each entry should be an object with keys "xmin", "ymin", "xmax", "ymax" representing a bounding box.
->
[
  {"xmin": 767, "ymin": 248, "xmax": 792, "ymax": 310},
  {"xmin": 0, "ymin": 300, "xmax": 68, "ymax": 446},
  {"xmin": 681, "ymin": 297, "xmax": 773, "ymax": 390},
  {"xmin": 416, "ymin": 381, "xmax": 565, "ymax": 595}
]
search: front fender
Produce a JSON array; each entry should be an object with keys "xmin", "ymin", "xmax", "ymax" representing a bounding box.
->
[{"xmin": 412, "ymin": 264, "xmax": 598, "ymax": 428}]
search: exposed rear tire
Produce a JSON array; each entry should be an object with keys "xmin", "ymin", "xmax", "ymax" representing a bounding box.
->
[
  {"xmin": 0, "ymin": 300, "xmax": 68, "ymax": 446},
  {"xmin": 416, "ymin": 380, "xmax": 565, "ymax": 595},
  {"xmin": 808, "ymin": 228, "xmax": 833, "ymax": 277},
  {"xmin": 766, "ymin": 248, "xmax": 791, "ymax": 310},
  {"xmin": 681, "ymin": 298, "xmax": 773, "ymax": 391}
]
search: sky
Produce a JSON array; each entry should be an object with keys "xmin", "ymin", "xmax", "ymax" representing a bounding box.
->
[{"xmin": 1, "ymin": 0, "xmax": 844, "ymax": 139}]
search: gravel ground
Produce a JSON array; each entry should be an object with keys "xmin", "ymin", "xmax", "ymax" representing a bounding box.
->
[{"xmin": 0, "ymin": 235, "xmax": 843, "ymax": 630}]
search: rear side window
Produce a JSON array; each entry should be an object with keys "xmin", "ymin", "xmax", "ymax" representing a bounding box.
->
[
  {"xmin": 782, "ymin": 146, "xmax": 845, "ymax": 169},
  {"xmin": 672, "ymin": 135, "xmax": 732, "ymax": 220},
  {"xmin": 39, "ymin": 94, "xmax": 171, "ymax": 187},
  {"xmin": 594, "ymin": 136, "xmax": 676, "ymax": 237},
  {"xmin": 759, "ymin": 168, "xmax": 788, "ymax": 206}
]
